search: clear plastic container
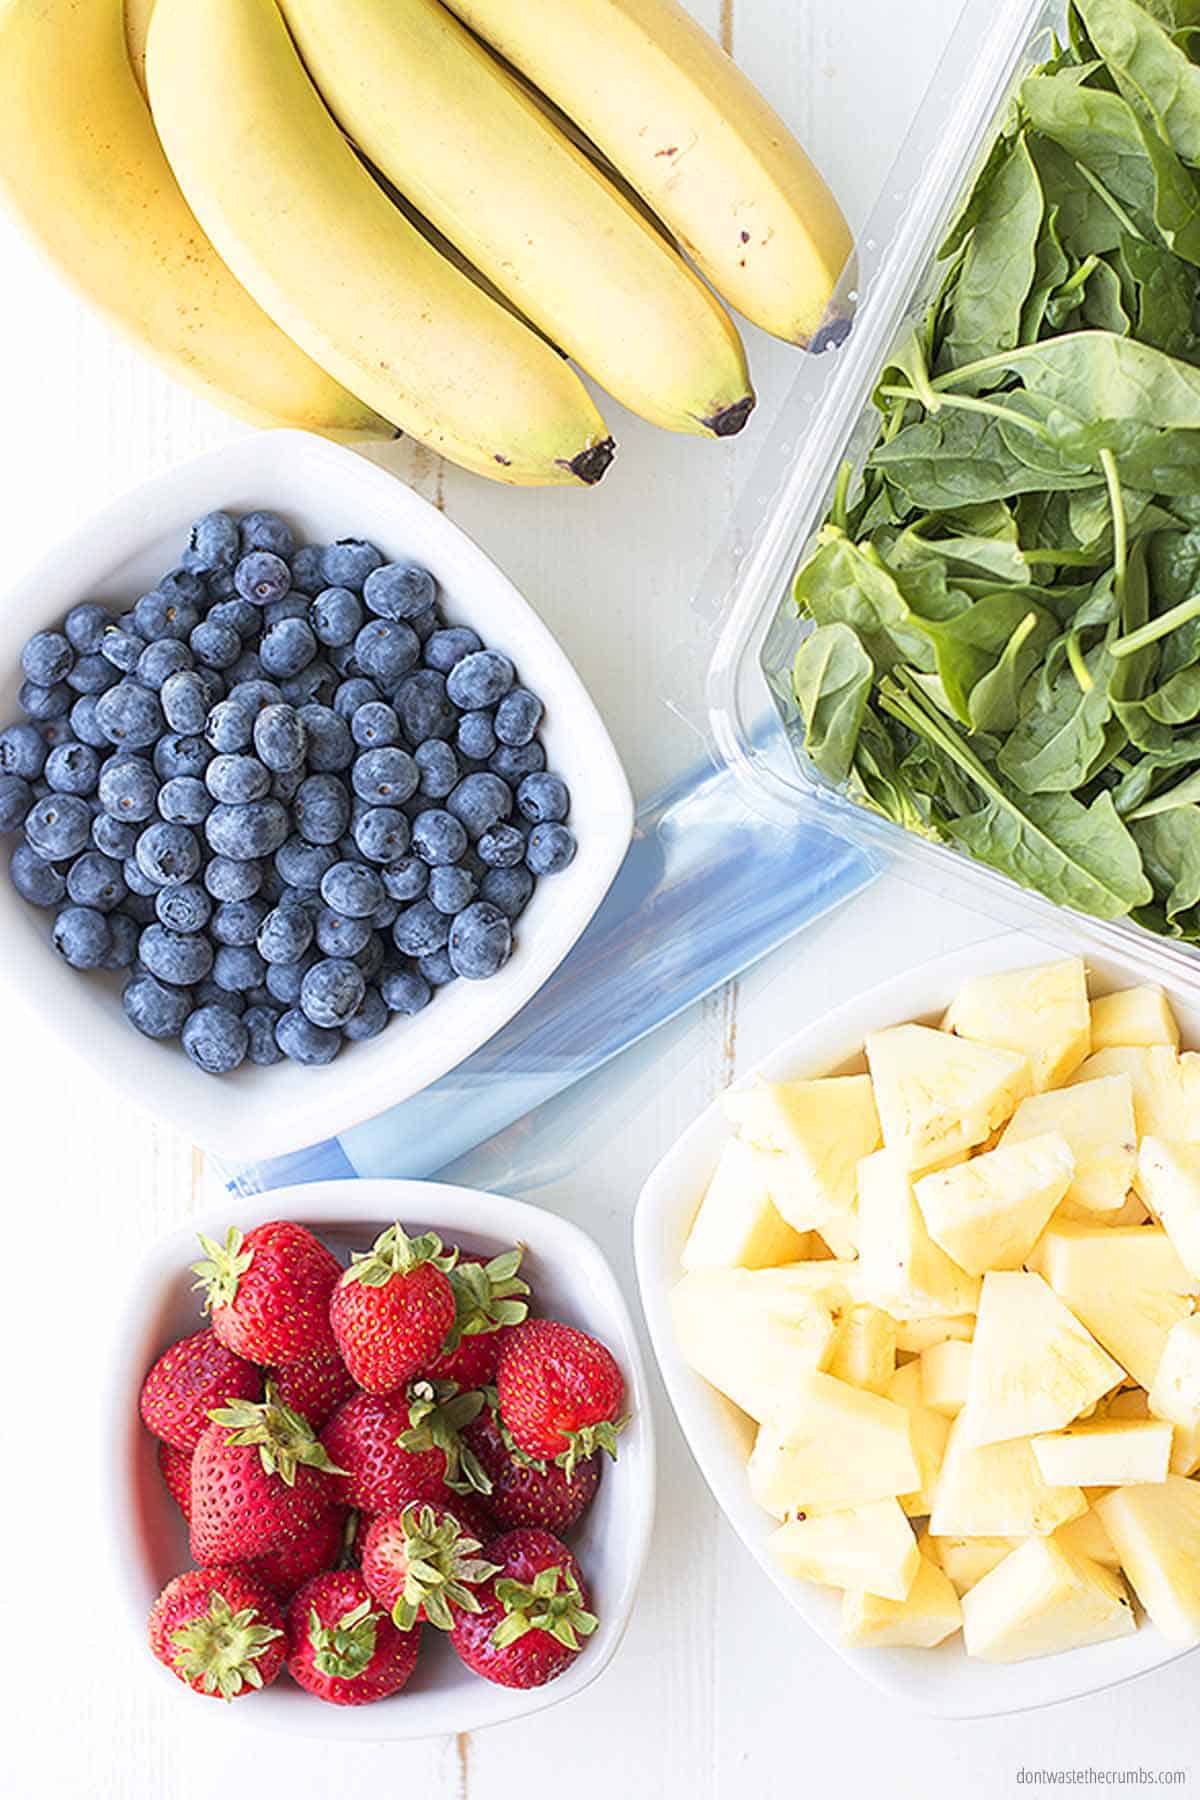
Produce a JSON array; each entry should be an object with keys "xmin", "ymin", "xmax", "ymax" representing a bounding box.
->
[{"xmin": 700, "ymin": 0, "xmax": 1200, "ymax": 993}]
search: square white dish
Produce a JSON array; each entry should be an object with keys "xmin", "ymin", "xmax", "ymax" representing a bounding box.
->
[
  {"xmin": 634, "ymin": 928, "xmax": 1200, "ymax": 1718},
  {"xmin": 111, "ymin": 1179, "xmax": 655, "ymax": 1739},
  {"xmin": 0, "ymin": 431, "xmax": 633, "ymax": 1159}
]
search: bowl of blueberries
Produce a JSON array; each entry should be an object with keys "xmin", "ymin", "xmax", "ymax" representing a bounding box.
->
[{"xmin": 0, "ymin": 431, "xmax": 633, "ymax": 1158}]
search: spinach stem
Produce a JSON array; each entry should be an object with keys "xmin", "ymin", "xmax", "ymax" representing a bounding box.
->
[
  {"xmin": 1110, "ymin": 590, "xmax": 1200, "ymax": 659},
  {"xmin": 877, "ymin": 384, "xmax": 1051, "ymax": 440},
  {"xmin": 1100, "ymin": 448, "xmax": 1126, "ymax": 594},
  {"xmin": 830, "ymin": 461, "xmax": 852, "ymax": 534},
  {"xmin": 1066, "ymin": 630, "xmax": 1094, "ymax": 694},
  {"xmin": 1073, "ymin": 163, "xmax": 1146, "ymax": 242}
]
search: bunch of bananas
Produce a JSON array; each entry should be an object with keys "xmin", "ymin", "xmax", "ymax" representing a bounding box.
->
[{"xmin": 0, "ymin": 0, "xmax": 852, "ymax": 488}]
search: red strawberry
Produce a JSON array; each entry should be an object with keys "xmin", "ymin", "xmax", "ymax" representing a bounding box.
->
[
  {"xmin": 158, "ymin": 1441, "xmax": 194, "ymax": 1524},
  {"xmin": 249, "ymin": 1507, "xmax": 349, "ymax": 1601},
  {"xmin": 361, "ymin": 1501, "xmax": 499, "ymax": 1631},
  {"xmin": 149, "ymin": 1567, "xmax": 285, "ymax": 1701},
  {"xmin": 190, "ymin": 1385, "xmax": 349, "ymax": 1564},
  {"xmin": 140, "ymin": 1329, "xmax": 260, "ymax": 1452},
  {"xmin": 192, "ymin": 1221, "xmax": 341, "ymax": 1365},
  {"xmin": 466, "ymin": 1400, "xmax": 600, "ymax": 1534},
  {"xmin": 420, "ymin": 1248, "xmax": 529, "ymax": 1390},
  {"xmin": 287, "ymin": 1570, "xmax": 420, "ymax": 1705},
  {"xmin": 449, "ymin": 1528, "xmax": 597, "ymax": 1690},
  {"xmin": 329, "ymin": 1224, "xmax": 457, "ymax": 1393},
  {"xmin": 268, "ymin": 1348, "xmax": 357, "ymax": 1431},
  {"xmin": 320, "ymin": 1391, "xmax": 448, "ymax": 1515},
  {"xmin": 496, "ymin": 1320, "xmax": 626, "ymax": 1474}
]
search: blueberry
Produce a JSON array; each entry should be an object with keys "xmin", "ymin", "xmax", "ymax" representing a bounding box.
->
[
  {"xmin": 353, "ymin": 805, "xmax": 409, "ymax": 865},
  {"xmin": 0, "ymin": 774, "xmax": 31, "ymax": 832},
  {"xmin": 264, "ymin": 594, "xmax": 311, "ymax": 629},
  {"xmin": 247, "ymin": 703, "xmax": 303, "ymax": 775},
  {"xmin": 41, "ymin": 719, "xmax": 74, "ymax": 750},
  {"xmin": 351, "ymin": 702, "xmax": 400, "ymax": 749},
  {"xmin": 258, "ymin": 865, "xmax": 291, "ymax": 907},
  {"xmin": 92, "ymin": 812, "xmax": 137, "ymax": 859},
  {"xmin": 158, "ymin": 775, "xmax": 213, "ymax": 825},
  {"xmin": 447, "ymin": 772, "xmax": 512, "ymax": 839},
  {"xmin": 257, "ymin": 903, "xmax": 314, "ymax": 965},
  {"xmin": 95, "ymin": 680, "xmax": 163, "ymax": 749},
  {"xmin": 243, "ymin": 1003, "xmax": 284, "ymax": 1065},
  {"xmin": 227, "ymin": 650, "xmax": 265, "ymax": 686},
  {"xmin": 456, "ymin": 711, "xmax": 496, "ymax": 761},
  {"xmin": 428, "ymin": 863, "xmax": 477, "ymax": 914},
  {"xmin": 236, "ymin": 510, "xmax": 293, "ymax": 559},
  {"xmin": 424, "ymin": 627, "xmax": 481, "ymax": 675},
  {"xmin": 352, "ymin": 747, "xmax": 418, "ymax": 806},
  {"xmin": 69, "ymin": 695, "xmax": 110, "ymax": 749},
  {"xmin": 275, "ymin": 835, "xmax": 337, "ymax": 890},
  {"xmin": 527, "ymin": 821, "xmax": 577, "ymax": 874},
  {"xmin": 65, "ymin": 654, "xmax": 119, "ymax": 696},
  {"xmin": 206, "ymin": 754, "xmax": 270, "ymax": 805},
  {"xmin": 363, "ymin": 561, "xmax": 436, "ymax": 622},
  {"xmin": 446, "ymin": 650, "xmax": 514, "ymax": 711},
  {"xmin": 300, "ymin": 956, "xmax": 365, "ymax": 1029},
  {"xmin": 213, "ymin": 943, "xmax": 267, "ymax": 993},
  {"xmin": 276, "ymin": 1007, "xmax": 342, "ymax": 1065},
  {"xmin": 235, "ymin": 550, "xmax": 292, "ymax": 606},
  {"xmin": 260, "ymin": 618, "xmax": 316, "ymax": 678},
  {"xmin": 209, "ymin": 898, "xmax": 267, "ymax": 948},
  {"xmin": 133, "ymin": 590, "xmax": 200, "ymax": 643},
  {"xmin": 381, "ymin": 855, "xmax": 429, "ymax": 902},
  {"xmin": 122, "ymin": 855, "xmax": 160, "ymax": 898},
  {"xmin": 19, "ymin": 679, "xmax": 71, "ymax": 721},
  {"xmin": 208, "ymin": 598, "xmax": 260, "ymax": 640},
  {"xmin": 228, "ymin": 678, "xmax": 284, "ymax": 717},
  {"xmin": 100, "ymin": 629, "xmax": 146, "ymax": 675},
  {"xmin": 121, "ymin": 890, "xmax": 158, "ymax": 924},
  {"xmin": 25, "ymin": 793, "xmax": 91, "ymax": 860},
  {"xmin": 294, "ymin": 773, "xmax": 351, "ymax": 845},
  {"xmin": 64, "ymin": 603, "xmax": 112, "ymax": 654},
  {"xmin": 517, "ymin": 772, "xmax": 569, "ymax": 824},
  {"xmin": 411, "ymin": 808, "xmax": 468, "ymax": 866},
  {"xmin": 320, "ymin": 861, "xmax": 384, "ymax": 918},
  {"xmin": 417, "ymin": 948, "xmax": 456, "ymax": 988},
  {"xmin": 156, "ymin": 881, "xmax": 211, "ymax": 933},
  {"xmin": 392, "ymin": 897, "xmax": 451, "ymax": 957},
  {"xmin": 320, "ymin": 539, "xmax": 383, "ymax": 591},
  {"xmin": 154, "ymin": 733, "xmax": 211, "ymax": 781},
  {"xmin": 206, "ymin": 799, "xmax": 289, "ymax": 860},
  {"xmin": 395, "ymin": 670, "xmax": 455, "ymax": 743},
  {"xmin": 10, "ymin": 841, "xmax": 66, "ymax": 906},
  {"xmin": 190, "ymin": 620, "xmax": 241, "ymax": 671},
  {"xmin": 354, "ymin": 931, "xmax": 385, "ymax": 982},
  {"xmin": 45, "ymin": 742, "xmax": 100, "ymax": 796},
  {"xmin": 354, "ymin": 619, "xmax": 419, "ymax": 686},
  {"xmin": 480, "ymin": 864, "xmax": 534, "ymax": 919},
  {"xmin": 327, "ymin": 642, "xmax": 363, "ymax": 680},
  {"xmin": 380, "ymin": 966, "xmax": 432, "ymax": 1015},
  {"xmin": 478, "ymin": 823, "xmax": 526, "ymax": 868},
  {"xmin": 298, "ymin": 705, "xmax": 353, "ymax": 772},
  {"xmin": 414, "ymin": 739, "xmax": 459, "ymax": 800},
  {"xmin": 265, "ymin": 949, "xmax": 317, "ymax": 1005},
  {"xmin": 184, "ymin": 510, "xmax": 240, "ymax": 573},
  {"xmin": 290, "ymin": 544, "xmax": 328, "ymax": 597},
  {"xmin": 123, "ymin": 971, "xmax": 192, "ymax": 1040},
  {"xmin": 137, "ymin": 639, "xmax": 192, "ymax": 690},
  {"xmin": 315, "ymin": 907, "xmax": 373, "ymax": 957},
  {"xmin": 205, "ymin": 698, "xmax": 255, "ymax": 753},
  {"xmin": 0, "ymin": 723, "xmax": 48, "ymax": 780},
  {"xmin": 67, "ymin": 851, "xmax": 125, "ymax": 912},
  {"xmin": 334, "ymin": 678, "xmax": 382, "ymax": 721},
  {"xmin": 448, "ymin": 899, "xmax": 512, "ymax": 979},
  {"xmin": 341, "ymin": 985, "xmax": 388, "ymax": 1042},
  {"xmin": 182, "ymin": 1005, "xmax": 249, "ymax": 1074},
  {"xmin": 22, "ymin": 631, "xmax": 73, "ymax": 687},
  {"xmin": 310, "ymin": 587, "xmax": 363, "ymax": 647},
  {"xmin": 103, "ymin": 911, "xmax": 140, "ymax": 970},
  {"xmin": 136, "ymin": 821, "xmax": 201, "ymax": 886},
  {"xmin": 139, "ymin": 923, "xmax": 213, "ymax": 986},
  {"xmin": 98, "ymin": 755, "xmax": 158, "ymax": 824},
  {"xmin": 495, "ymin": 688, "xmax": 544, "ymax": 747},
  {"xmin": 280, "ymin": 660, "xmax": 337, "ymax": 710},
  {"xmin": 371, "ymin": 896, "xmax": 399, "ymax": 931},
  {"xmin": 490, "ymin": 741, "xmax": 546, "ymax": 782}
]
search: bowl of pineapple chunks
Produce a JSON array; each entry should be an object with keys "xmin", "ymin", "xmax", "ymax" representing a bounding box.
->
[{"xmin": 634, "ymin": 932, "xmax": 1200, "ymax": 1717}]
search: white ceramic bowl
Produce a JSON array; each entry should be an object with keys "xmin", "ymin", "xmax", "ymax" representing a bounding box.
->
[
  {"xmin": 634, "ymin": 928, "xmax": 1200, "ymax": 1719},
  {"xmin": 112, "ymin": 1179, "xmax": 655, "ymax": 1739},
  {"xmin": 0, "ymin": 432, "xmax": 633, "ymax": 1159}
]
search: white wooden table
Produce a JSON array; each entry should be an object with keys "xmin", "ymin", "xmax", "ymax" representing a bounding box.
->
[{"xmin": 2, "ymin": 3, "xmax": 1197, "ymax": 1795}]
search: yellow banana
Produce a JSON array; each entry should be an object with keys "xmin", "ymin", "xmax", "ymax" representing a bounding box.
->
[
  {"xmin": 146, "ymin": 0, "xmax": 615, "ymax": 487},
  {"xmin": 281, "ymin": 0, "xmax": 754, "ymax": 436},
  {"xmin": 124, "ymin": 0, "xmax": 154, "ymax": 95},
  {"xmin": 442, "ymin": 0, "xmax": 853, "ymax": 347},
  {"xmin": 0, "ymin": 0, "xmax": 388, "ymax": 437}
]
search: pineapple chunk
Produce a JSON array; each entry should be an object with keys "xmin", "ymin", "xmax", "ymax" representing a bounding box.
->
[
  {"xmin": 1027, "ymin": 1222, "xmax": 1199, "ymax": 1389},
  {"xmin": 1031, "ymin": 1419, "xmax": 1173, "ymax": 1487},
  {"xmin": 767, "ymin": 1498, "xmax": 918, "ymax": 1601},
  {"xmin": 1069, "ymin": 1046, "xmax": 1187, "ymax": 1143},
  {"xmin": 927, "ymin": 1534, "xmax": 1019, "ymax": 1596},
  {"xmin": 1149, "ymin": 1315, "xmax": 1200, "ymax": 1431},
  {"xmin": 894, "ymin": 1313, "xmax": 976, "ymax": 1355},
  {"xmin": 1054, "ymin": 1508, "xmax": 1121, "ymax": 1570},
  {"xmin": 885, "ymin": 1359, "xmax": 951, "ymax": 1517},
  {"xmin": 942, "ymin": 957, "xmax": 1090, "ymax": 1093},
  {"xmin": 681, "ymin": 1138, "xmax": 813, "ymax": 1271},
  {"xmin": 748, "ymin": 1372, "xmax": 920, "ymax": 1517},
  {"xmin": 827, "ymin": 1304, "xmax": 896, "ymax": 1396},
  {"xmin": 1094, "ymin": 1192, "xmax": 1151, "ymax": 1228},
  {"xmin": 929, "ymin": 1415, "xmax": 1086, "ymax": 1537},
  {"xmin": 1170, "ymin": 1420, "xmax": 1200, "ymax": 1476},
  {"xmin": 841, "ymin": 1546, "xmax": 963, "ymax": 1648},
  {"xmin": 1000, "ymin": 1077, "xmax": 1137, "ymax": 1218},
  {"xmin": 722, "ymin": 1074, "xmax": 879, "ymax": 1243},
  {"xmin": 1138, "ymin": 1139, "xmax": 1200, "ymax": 1280},
  {"xmin": 920, "ymin": 1338, "xmax": 972, "ymax": 1417},
  {"xmin": 669, "ymin": 1265, "xmax": 853, "ymax": 1422},
  {"xmin": 857, "ymin": 1149, "xmax": 980, "ymax": 1320},
  {"xmin": 865, "ymin": 1024, "xmax": 1032, "ymax": 1171},
  {"xmin": 961, "ymin": 1536, "xmax": 1135, "ymax": 1662},
  {"xmin": 961, "ymin": 1272, "xmax": 1124, "ymax": 1447},
  {"xmin": 1096, "ymin": 1478, "xmax": 1200, "ymax": 1645},
  {"xmin": 914, "ymin": 1133, "xmax": 1073, "ymax": 1274},
  {"xmin": 1091, "ymin": 985, "xmax": 1180, "ymax": 1051}
]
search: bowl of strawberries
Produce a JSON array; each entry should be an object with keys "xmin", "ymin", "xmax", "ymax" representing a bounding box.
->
[{"xmin": 118, "ymin": 1181, "xmax": 654, "ymax": 1737}]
